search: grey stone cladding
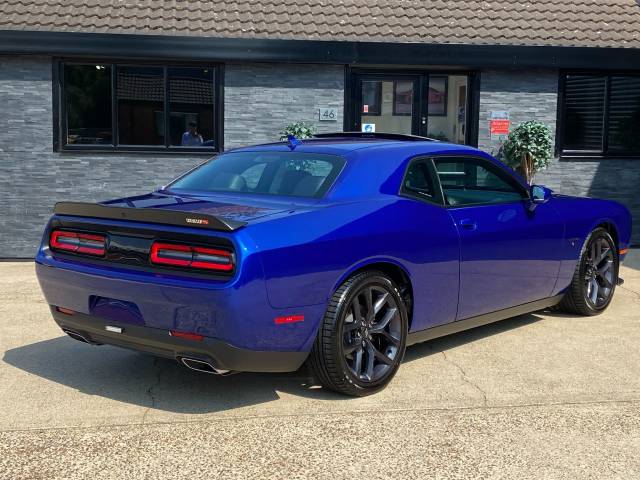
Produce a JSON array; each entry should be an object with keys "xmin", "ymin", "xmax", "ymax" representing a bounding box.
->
[
  {"xmin": 0, "ymin": 59, "xmax": 345, "ymax": 256},
  {"xmin": 224, "ymin": 63, "xmax": 344, "ymax": 149},
  {"xmin": 0, "ymin": 56, "xmax": 201, "ymax": 257},
  {"xmin": 478, "ymin": 68, "xmax": 559, "ymax": 157}
]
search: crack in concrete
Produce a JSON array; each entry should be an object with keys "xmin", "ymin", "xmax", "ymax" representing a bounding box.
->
[
  {"xmin": 619, "ymin": 284, "xmax": 640, "ymax": 303},
  {"xmin": 441, "ymin": 350, "xmax": 488, "ymax": 406},
  {"xmin": 141, "ymin": 357, "xmax": 162, "ymax": 425},
  {"xmin": 6, "ymin": 398, "xmax": 639, "ymax": 435},
  {"xmin": 618, "ymin": 284, "xmax": 640, "ymax": 308}
]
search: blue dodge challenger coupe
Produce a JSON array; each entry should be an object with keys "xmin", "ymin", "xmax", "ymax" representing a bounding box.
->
[{"xmin": 36, "ymin": 133, "xmax": 632, "ymax": 396}]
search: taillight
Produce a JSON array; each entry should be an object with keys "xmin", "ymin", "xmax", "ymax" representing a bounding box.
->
[
  {"xmin": 50, "ymin": 230, "xmax": 106, "ymax": 256},
  {"xmin": 150, "ymin": 242, "xmax": 234, "ymax": 272}
]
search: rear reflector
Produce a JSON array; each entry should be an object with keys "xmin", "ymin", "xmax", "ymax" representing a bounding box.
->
[
  {"xmin": 50, "ymin": 230, "xmax": 106, "ymax": 256},
  {"xmin": 169, "ymin": 330, "xmax": 204, "ymax": 341},
  {"xmin": 56, "ymin": 306, "xmax": 75, "ymax": 315},
  {"xmin": 619, "ymin": 248, "xmax": 629, "ymax": 255},
  {"xmin": 274, "ymin": 315, "xmax": 305, "ymax": 325},
  {"xmin": 150, "ymin": 242, "xmax": 234, "ymax": 272}
]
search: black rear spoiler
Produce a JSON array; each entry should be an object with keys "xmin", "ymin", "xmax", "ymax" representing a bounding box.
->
[{"xmin": 53, "ymin": 202, "xmax": 247, "ymax": 232}]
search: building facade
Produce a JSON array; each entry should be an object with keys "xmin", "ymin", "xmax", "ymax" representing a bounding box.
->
[{"xmin": 1, "ymin": 1, "xmax": 640, "ymax": 256}]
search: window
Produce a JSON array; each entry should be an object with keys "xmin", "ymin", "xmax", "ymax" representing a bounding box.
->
[
  {"xmin": 117, "ymin": 66, "xmax": 164, "ymax": 146},
  {"xmin": 560, "ymin": 73, "xmax": 640, "ymax": 156},
  {"xmin": 64, "ymin": 64, "xmax": 112, "ymax": 145},
  {"xmin": 361, "ymin": 81, "xmax": 382, "ymax": 116},
  {"xmin": 59, "ymin": 62, "xmax": 220, "ymax": 152},
  {"xmin": 169, "ymin": 152, "xmax": 345, "ymax": 198},
  {"xmin": 401, "ymin": 159, "xmax": 437, "ymax": 202},
  {"xmin": 434, "ymin": 157, "xmax": 526, "ymax": 206}
]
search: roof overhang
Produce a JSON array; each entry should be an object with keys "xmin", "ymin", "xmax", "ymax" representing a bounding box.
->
[{"xmin": 2, "ymin": 29, "xmax": 640, "ymax": 70}]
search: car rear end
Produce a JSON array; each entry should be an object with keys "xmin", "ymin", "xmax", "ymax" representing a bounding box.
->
[{"xmin": 35, "ymin": 203, "xmax": 313, "ymax": 374}]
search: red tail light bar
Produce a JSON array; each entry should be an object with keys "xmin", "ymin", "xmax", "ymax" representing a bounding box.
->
[
  {"xmin": 50, "ymin": 230, "xmax": 106, "ymax": 256},
  {"xmin": 150, "ymin": 242, "xmax": 234, "ymax": 272}
]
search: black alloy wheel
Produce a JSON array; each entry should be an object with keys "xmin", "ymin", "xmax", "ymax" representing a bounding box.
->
[
  {"xmin": 583, "ymin": 234, "xmax": 616, "ymax": 308},
  {"xmin": 342, "ymin": 284, "xmax": 403, "ymax": 383},
  {"xmin": 307, "ymin": 271, "xmax": 408, "ymax": 396},
  {"xmin": 559, "ymin": 227, "xmax": 619, "ymax": 316}
]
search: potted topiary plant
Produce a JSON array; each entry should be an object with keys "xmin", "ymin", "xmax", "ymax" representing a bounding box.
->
[
  {"xmin": 502, "ymin": 120, "xmax": 553, "ymax": 183},
  {"xmin": 279, "ymin": 121, "xmax": 316, "ymax": 141}
]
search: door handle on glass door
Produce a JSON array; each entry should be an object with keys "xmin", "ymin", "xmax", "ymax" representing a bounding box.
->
[{"xmin": 459, "ymin": 218, "xmax": 477, "ymax": 231}]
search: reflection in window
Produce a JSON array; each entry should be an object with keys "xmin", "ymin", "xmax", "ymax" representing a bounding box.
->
[
  {"xmin": 361, "ymin": 81, "xmax": 382, "ymax": 116},
  {"xmin": 117, "ymin": 66, "xmax": 165, "ymax": 145},
  {"xmin": 608, "ymin": 76, "xmax": 640, "ymax": 153},
  {"xmin": 360, "ymin": 80, "xmax": 414, "ymax": 135},
  {"xmin": 65, "ymin": 64, "xmax": 112, "ymax": 145},
  {"xmin": 60, "ymin": 62, "xmax": 219, "ymax": 151},
  {"xmin": 562, "ymin": 75, "xmax": 606, "ymax": 151},
  {"xmin": 428, "ymin": 75, "xmax": 467, "ymax": 144},
  {"xmin": 561, "ymin": 73, "xmax": 640, "ymax": 155},
  {"xmin": 434, "ymin": 158, "xmax": 524, "ymax": 206},
  {"xmin": 169, "ymin": 67, "xmax": 215, "ymax": 148},
  {"xmin": 393, "ymin": 81, "xmax": 413, "ymax": 116}
]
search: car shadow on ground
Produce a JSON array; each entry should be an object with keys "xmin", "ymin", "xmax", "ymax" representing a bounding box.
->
[{"xmin": 3, "ymin": 311, "xmax": 547, "ymax": 414}]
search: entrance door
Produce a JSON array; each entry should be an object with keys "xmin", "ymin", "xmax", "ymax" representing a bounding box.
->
[{"xmin": 350, "ymin": 71, "xmax": 471, "ymax": 144}]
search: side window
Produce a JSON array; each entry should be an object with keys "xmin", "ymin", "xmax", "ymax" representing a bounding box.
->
[
  {"xmin": 401, "ymin": 159, "xmax": 437, "ymax": 202},
  {"xmin": 434, "ymin": 157, "xmax": 526, "ymax": 206}
]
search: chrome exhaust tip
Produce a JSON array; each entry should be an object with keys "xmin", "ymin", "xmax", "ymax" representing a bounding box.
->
[
  {"xmin": 62, "ymin": 329, "xmax": 94, "ymax": 344},
  {"xmin": 179, "ymin": 356, "xmax": 231, "ymax": 375}
]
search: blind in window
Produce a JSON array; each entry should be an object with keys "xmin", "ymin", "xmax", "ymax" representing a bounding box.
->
[{"xmin": 562, "ymin": 75, "xmax": 606, "ymax": 152}]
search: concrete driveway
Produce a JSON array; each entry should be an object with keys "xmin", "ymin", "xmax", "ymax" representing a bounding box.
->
[{"xmin": 1, "ymin": 256, "xmax": 639, "ymax": 479}]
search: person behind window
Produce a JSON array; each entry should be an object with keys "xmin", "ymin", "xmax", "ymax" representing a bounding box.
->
[{"xmin": 181, "ymin": 121, "xmax": 203, "ymax": 146}]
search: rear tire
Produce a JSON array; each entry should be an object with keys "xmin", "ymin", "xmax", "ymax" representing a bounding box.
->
[
  {"xmin": 307, "ymin": 270, "xmax": 408, "ymax": 397},
  {"xmin": 558, "ymin": 227, "xmax": 619, "ymax": 316}
]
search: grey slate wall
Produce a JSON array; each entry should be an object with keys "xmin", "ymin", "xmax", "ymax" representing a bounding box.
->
[
  {"xmin": 478, "ymin": 69, "xmax": 637, "ymax": 244},
  {"xmin": 224, "ymin": 63, "xmax": 344, "ymax": 149},
  {"xmin": 478, "ymin": 68, "xmax": 559, "ymax": 156},
  {"xmin": 0, "ymin": 56, "xmax": 201, "ymax": 257},
  {"xmin": 0, "ymin": 59, "xmax": 346, "ymax": 257}
]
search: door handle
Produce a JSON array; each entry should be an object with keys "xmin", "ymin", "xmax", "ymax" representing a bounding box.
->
[{"xmin": 459, "ymin": 218, "xmax": 477, "ymax": 231}]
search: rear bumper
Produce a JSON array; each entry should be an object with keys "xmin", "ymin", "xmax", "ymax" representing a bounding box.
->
[
  {"xmin": 36, "ymin": 258, "xmax": 325, "ymax": 353},
  {"xmin": 52, "ymin": 307, "xmax": 309, "ymax": 373}
]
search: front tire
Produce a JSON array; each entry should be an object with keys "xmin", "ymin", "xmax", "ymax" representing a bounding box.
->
[
  {"xmin": 558, "ymin": 227, "xmax": 619, "ymax": 316},
  {"xmin": 307, "ymin": 271, "xmax": 408, "ymax": 396}
]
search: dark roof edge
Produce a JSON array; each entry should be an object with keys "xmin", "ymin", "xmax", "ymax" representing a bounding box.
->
[{"xmin": 2, "ymin": 29, "xmax": 640, "ymax": 70}]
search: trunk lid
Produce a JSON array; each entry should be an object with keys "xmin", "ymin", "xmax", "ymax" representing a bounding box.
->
[{"xmin": 102, "ymin": 191, "xmax": 293, "ymax": 225}]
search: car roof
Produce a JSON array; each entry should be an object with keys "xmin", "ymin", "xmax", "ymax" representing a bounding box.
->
[
  {"xmin": 227, "ymin": 137, "xmax": 482, "ymax": 157},
  {"xmin": 221, "ymin": 135, "xmax": 525, "ymax": 201}
]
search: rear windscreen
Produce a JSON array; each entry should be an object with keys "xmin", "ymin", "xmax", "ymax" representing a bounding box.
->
[{"xmin": 169, "ymin": 151, "xmax": 345, "ymax": 198}]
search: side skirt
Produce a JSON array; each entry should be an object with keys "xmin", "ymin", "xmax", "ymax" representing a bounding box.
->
[{"xmin": 406, "ymin": 294, "xmax": 564, "ymax": 346}]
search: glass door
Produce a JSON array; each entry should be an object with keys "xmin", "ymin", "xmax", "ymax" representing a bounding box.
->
[
  {"xmin": 426, "ymin": 74, "xmax": 468, "ymax": 143},
  {"xmin": 353, "ymin": 74, "xmax": 420, "ymax": 135},
  {"xmin": 350, "ymin": 71, "xmax": 470, "ymax": 145}
]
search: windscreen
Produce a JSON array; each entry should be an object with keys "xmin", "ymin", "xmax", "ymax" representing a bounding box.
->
[{"xmin": 170, "ymin": 151, "xmax": 345, "ymax": 198}]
